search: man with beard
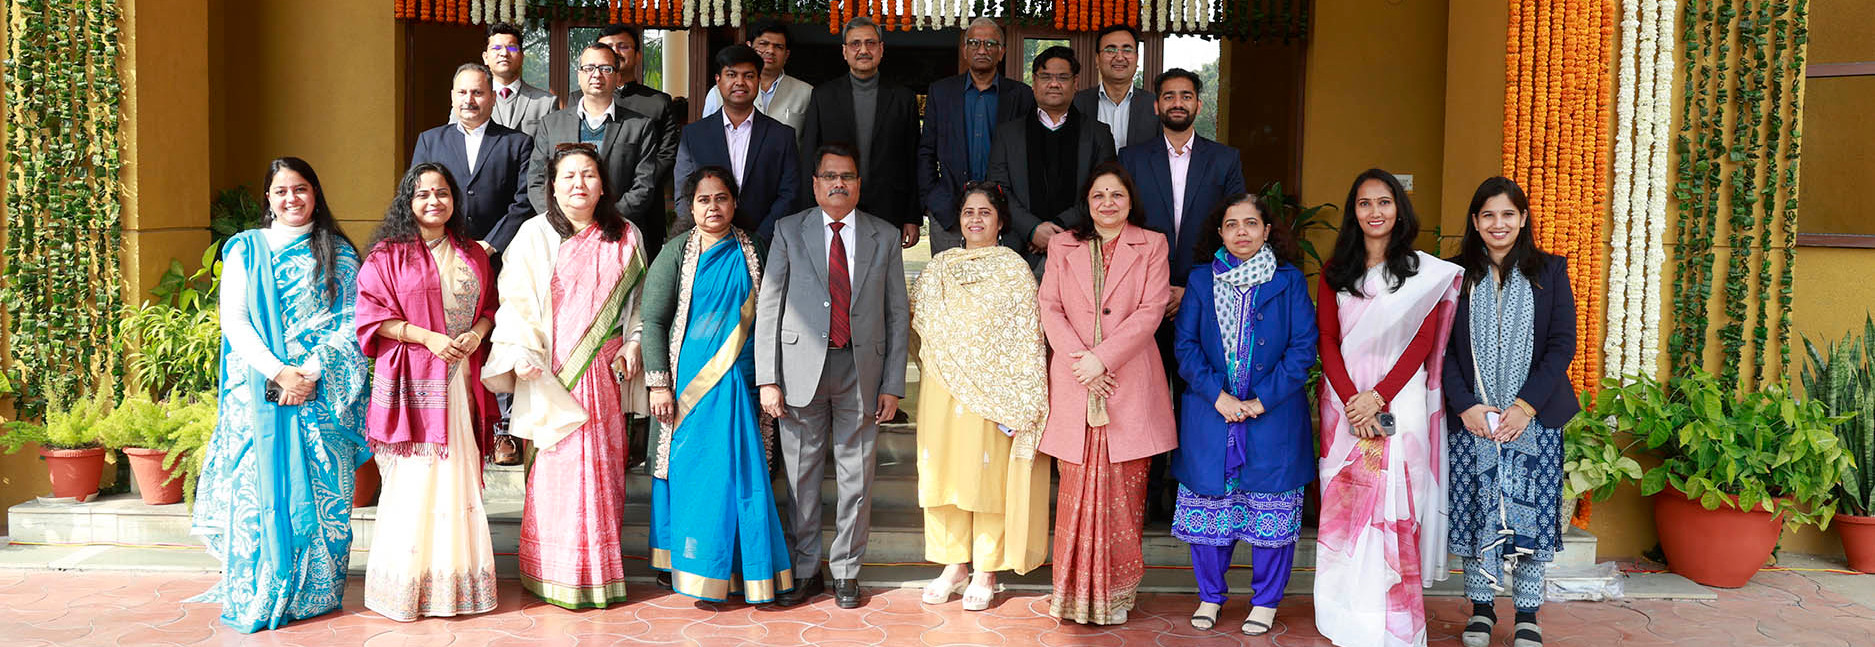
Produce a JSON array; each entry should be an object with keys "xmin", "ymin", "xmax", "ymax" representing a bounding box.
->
[
  {"xmin": 917, "ymin": 17, "xmax": 1035, "ymax": 253},
  {"xmin": 1119, "ymin": 67, "xmax": 1245, "ymax": 521},
  {"xmin": 986, "ymin": 46, "xmax": 1116, "ymax": 272},
  {"xmin": 798, "ymin": 17, "xmax": 923, "ymax": 249},
  {"xmin": 701, "ymin": 21, "xmax": 813, "ymax": 135},
  {"xmin": 674, "ymin": 44, "xmax": 800, "ymax": 239}
]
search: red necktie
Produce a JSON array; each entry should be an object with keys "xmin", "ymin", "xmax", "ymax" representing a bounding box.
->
[
  {"xmin": 499, "ymin": 87, "xmax": 512, "ymax": 99},
  {"xmin": 828, "ymin": 221, "xmax": 851, "ymax": 348}
]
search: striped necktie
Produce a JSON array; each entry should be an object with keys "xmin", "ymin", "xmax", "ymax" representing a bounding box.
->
[{"xmin": 828, "ymin": 221, "xmax": 850, "ymax": 348}]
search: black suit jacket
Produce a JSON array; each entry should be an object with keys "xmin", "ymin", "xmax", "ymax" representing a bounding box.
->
[
  {"xmin": 410, "ymin": 121, "xmax": 535, "ymax": 252},
  {"xmin": 1442, "ymin": 253, "xmax": 1582, "ymax": 429},
  {"xmin": 1073, "ymin": 86, "xmax": 1161, "ymax": 150},
  {"xmin": 525, "ymin": 103, "xmax": 664, "ymax": 252},
  {"xmin": 615, "ymin": 83, "xmax": 679, "ymax": 235},
  {"xmin": 797, "ymin": 74, "xmax": 922, "ymax": 227},
  {"xmin": 672, "ymin": 110, "xmax": 800, "ymax": 239},
  {"xmin": 984, "ymin": 108, "xmax": 1117, "ymax": 246},
  {"xmin": 1120, "ymin": 135, "xmax": 1246, "ymax": 286},
  {"xmin": 916, "ymin": 73, "xmax": 1036, "ymax": 230}
]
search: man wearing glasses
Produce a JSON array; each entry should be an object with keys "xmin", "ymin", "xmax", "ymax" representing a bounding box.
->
[
  {"xmin": 798, "ymin": 17, "xmax": 924, "ymax": 249},
  {"xmin": 1073, "ymin": 24, "xmax": 1159, "ymax": 151},
  {"xmin": 450, "ymin": 22, "xmax": 558, "ymax": 135},
  {"xmin": 598, "ymin": 24, "xmax": 678, "ymax": 250},
  {"xmin": 988, "ymin": 46, "xmax": 1118, "ymax": 271},
  {"xmin": 916, "ymin": 18, "xmax": 1036, "ymax": 254},
  {"xmin": 701, "ymin": 21, "xmax": 814, "ymax": 135},
  {"xmin": 525, "ymin": 45, "xmax": 663, "ymax": 250}
]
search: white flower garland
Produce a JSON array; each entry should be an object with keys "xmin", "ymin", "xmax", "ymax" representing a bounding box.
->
[
  {"xmin": 1639, "ymin": 1, "xmax": 1678, "ymax": 369},
  {"xmin": 1603, "ymin": 0, "xmax": 1640, "ymax": 378},
  {"xmin": 1603, "ymin": 0, "xmax": 1678, "ymax": 381}
]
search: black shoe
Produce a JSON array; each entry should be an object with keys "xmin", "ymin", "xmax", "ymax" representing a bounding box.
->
[
  {"xmin": 656, "ymin": 570, "xmax": 672, "ymax": 590},
  {"xmin": 834, "ymin": 578, "xmax": 863, "ymax": 609},
  {"xmin": 777, "ymin": 575, "xmax": 823, "ymax": 607}
]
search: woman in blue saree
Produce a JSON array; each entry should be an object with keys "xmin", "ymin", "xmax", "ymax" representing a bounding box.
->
[
  {"xmin": 641, "ymin": 167, "xmax": 793, "ymax": 602},
  {"xmin": 190, "ymin": 157, "xmax": 372, "ymax": 632}
]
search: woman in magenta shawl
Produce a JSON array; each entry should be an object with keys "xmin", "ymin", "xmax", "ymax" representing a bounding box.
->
[{"xmin": 354, "ymin": 162, "xmax": 501, "ymax": 620}]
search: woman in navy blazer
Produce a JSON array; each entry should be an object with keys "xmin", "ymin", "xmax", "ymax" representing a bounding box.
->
[
  {"xmin": 1169, "ymin": 194, "xmax": 1316, "ymax": 636},
  {"xmin": 1441, "ymin": 176, "xmax": 1578, "ymax": 647}
]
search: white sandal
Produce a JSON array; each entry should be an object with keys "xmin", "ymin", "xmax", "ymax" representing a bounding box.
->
[
  {"xmin": 1242, "ymin": 605, "xmax": 1277, "ymax": 636},
  {"xmin": 921, "ymin": 573, "xmax": 968, "ymax": 605},
  {"xmin": 961, "ymin": 581, "xmax": 996, "ymax": 611}
]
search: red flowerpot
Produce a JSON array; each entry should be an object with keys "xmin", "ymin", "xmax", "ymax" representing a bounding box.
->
[
  {"xmin": 1653, "ymin": 487, "xmax": 1784, "ymax": 588},
  {"xmin": 122, "ymin": 448, "xmax": 185, "ymax": 505},
  {"xmin": 352, "ymin": 458, "xmax": 381, "ymax": 508},
  {"xmin": 1835, "ymin": 513, "xmax": 1875, "ymax": 574},
  {"xmin": 38, "ymin": 447, "xmax": 107, "ymax": 501}
]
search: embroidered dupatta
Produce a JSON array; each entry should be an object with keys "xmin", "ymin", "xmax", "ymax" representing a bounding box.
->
[{"xmin": 355, "ymin": 237, "xmax": 499, "ymax": 457}]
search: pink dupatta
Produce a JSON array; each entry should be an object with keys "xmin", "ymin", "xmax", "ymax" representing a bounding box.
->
[{"xmin": 356, "ymin": 237, "xmax": 499, "ymax": 458}]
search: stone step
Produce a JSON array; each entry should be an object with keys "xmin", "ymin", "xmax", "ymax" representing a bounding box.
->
[{"xmin": 5, "ymin": 493, "xmax": 1602, "ymax": 571}]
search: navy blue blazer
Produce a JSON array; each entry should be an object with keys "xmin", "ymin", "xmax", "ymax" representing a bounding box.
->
[
  {"xmin": 1119, "ymin": 136, "xmax": 1246, "ymax": 287},
  {"xmin": 1170, "ymin": 262, "xmax": 1318, "ymax": 496},
  {"xmin": 916, "ymin": 73, "xmax": 1036, "ymax": 230},
  {"xmin": 1442, "ymin": 253, "xmax": 1581, "ymax": 429},
  {"xmin": 672, "ymin": 110, "xmax": 800, "ymax": 239},
  {"xmin": 411, "ymin": 121, "xmax": 535, "ymax": 253}
]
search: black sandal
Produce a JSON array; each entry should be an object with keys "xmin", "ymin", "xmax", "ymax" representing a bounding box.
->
[{"xmin": 1513, "ymin": 620, "xmax": 1542, "ymax": 646}]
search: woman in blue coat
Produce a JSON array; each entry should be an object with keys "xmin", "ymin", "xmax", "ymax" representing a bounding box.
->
[{"xmin": 1170, "ymin": 193, "xmax": 1318, "ymax": 635}]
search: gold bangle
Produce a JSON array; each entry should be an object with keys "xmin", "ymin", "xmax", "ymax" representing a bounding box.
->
[{"xmin": 1515, "ymin": 398, "xmax": 1537, "ymax": 418}]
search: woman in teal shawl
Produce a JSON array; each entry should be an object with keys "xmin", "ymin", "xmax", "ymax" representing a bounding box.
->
[
  {"xmin": 642, "ymin": 167, "xmax": 793, "ymax": 602},
  {"xmin": 190, "ymin": 157, "xmax": 372, "ymax": 632}
]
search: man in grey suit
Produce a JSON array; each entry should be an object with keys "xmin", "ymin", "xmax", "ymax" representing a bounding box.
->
[
  {"xmin": 599, "ymin": 24, "xmax": 679, "ymax": 235},
  {"xmin": 1072, "ymin": 24, "xmax": 1158, "ymax": 151},
  {"xmin": 700, "ymin": 21, "xmax": 814, "ymax": 135},
  {"xmin": 451, "ymin": 22, "xmax": 558, "ymax": 134},
  {"xmin": 756, "ymin": 143, "xmax": 909, "ymax": 610},
  {"xmin": 525, "ymin": 45, "xmax": 663, "ymax": 254},
  {"xmin": 988, "ymin": 47, "xmax": 1118, "ymax": 270}
]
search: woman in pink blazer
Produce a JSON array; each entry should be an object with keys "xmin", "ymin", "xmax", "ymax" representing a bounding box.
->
[{"xmin": 1038, "ymin": 160, "xmax": 1176, "ymax": 625}]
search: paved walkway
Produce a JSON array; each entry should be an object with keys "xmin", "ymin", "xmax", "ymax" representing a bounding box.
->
[{"xmin": 3, "ymin": 563, "xmax": 1873, "ymax": 646}]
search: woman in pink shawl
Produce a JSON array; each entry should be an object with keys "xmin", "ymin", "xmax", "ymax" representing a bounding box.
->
[
  {"xmin": 482, "ymin": 144, "xmax": 649, "ymax": 609},
  {"xmin": 1313, "ymin": 169, "xmax": 1463, "ymax": 647},
  {"xmin": 354, "ymin": 162, "xmax": 501, "ymax": 620}
]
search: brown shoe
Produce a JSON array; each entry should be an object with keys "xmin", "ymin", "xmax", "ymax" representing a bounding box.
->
[{"xmin": 492, "ymin": 434, "xmax": 524, "ymax": 466}]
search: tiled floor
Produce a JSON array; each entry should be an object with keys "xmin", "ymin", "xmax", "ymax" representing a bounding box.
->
[{"xmin": 2, "ymin": 568, "xmax": 1872, "ymax": 646}]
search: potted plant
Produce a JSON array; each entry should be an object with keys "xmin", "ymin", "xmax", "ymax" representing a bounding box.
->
[
  {"xmin": 96, "ymin": 393, "xmax": 192, "ymax": 505},
  {"xmin": 1591, "ymin": 369, "xmax": 1852, "ymax": 587},
  {"xmin": 0, "ymin": 390, "xmax": 114, "ymax": 501},
  {"xmin": 1561, "ymin": 388, "xmax": 1646, "ymax": 531},
  {"xmin": 162, "ymin": 394, "xmax": 218, "ymax": 507},
  {"xmin": 1802, "ymin": 317, "xmax": 1875, "ymax": 572}
]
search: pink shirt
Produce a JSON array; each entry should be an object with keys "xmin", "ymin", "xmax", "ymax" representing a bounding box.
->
[{"xmin": 1167, "ymin": 136, "xmax": 1193, "ymax": 242}]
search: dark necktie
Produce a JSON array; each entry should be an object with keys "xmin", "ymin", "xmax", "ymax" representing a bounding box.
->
[
  {"xmin": 828, "ymin": 221, "xmax": 851, "ymax": 348},
  {"xmin": 499, "ymin": 87, "xmax": 512, "ymax": 99}
]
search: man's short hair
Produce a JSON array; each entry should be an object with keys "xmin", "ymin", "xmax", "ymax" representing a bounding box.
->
[
  {"xmin": 813, "ymin": 142, "xmax": 862, "ymax": 176},
  {"xmin": 598, "ymin": 24, "xmax": 641, "ymax": 49},
  {"xmin": 1155, "ymin": 68, "xmax": 1204, "ymax": 96},
  {"xmin": 454, "ymin": 62, "xmax": 494, "ymax": 89},
  {"xmin": 486, "ymin": 22, "xmax": 523, "ymax": 42},
  {"xmin": 581, "ymin": 43, "xmax": 621, "ymax": 67},
  {"xmin": 715, "ymin": 44, "xmax": 764, "ymax": 75},
  {"xmin": 1032, "ymin": 46, "xmax": 1080, "ymax": 76},
  {"xmin": 751, "ymin": 21, "xmax": 791, "ymax": 47},
  {"xmin": 1095, "ymin": 23, "xmax": 1143, "ymax": 46},
  {"xmin": 841, "ymin": 17, "xmax": 881, "ymax": 43},
  {"xmin": 965, "ymin": 17, "xmax": 1005, "ymax": 42}
]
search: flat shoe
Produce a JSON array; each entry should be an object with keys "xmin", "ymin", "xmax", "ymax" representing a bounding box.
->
[
  {"xmin": 1512, "ymin": 620, "xmax": 1542, "ymax": 647},
  {"xmin": 1190, "ymin": 601, "xmax": 1221, "ymax": 630},
  {"xmin": 961, "ymin": 582, "xmax": 995, "ymax": 611},
  {"xmin": 1461, "ymin": 614, "xmax": 1495, "ymax": 647}
]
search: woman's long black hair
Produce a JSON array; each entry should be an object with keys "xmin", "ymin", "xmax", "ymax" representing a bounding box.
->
[
  {"xmin": 1193, "ymin": 193, "xmax": 1299, "ymax": 266},
  {"xmin": 544, "ymin": 144, "xmax": 628, "ymax": 242},
  {"xmin": 1323, "ymin": 168, "xmax": 1420, "ymax": 297},
  {"xmin": 1457, "ymin": 176, "xmax": 1546, "ymax": 293},
  {"xmin": 1070, "ymin": 160, "xmax": 1148, "ymax": 241},
  {"xmin": 261, "ymin": 157, "xmax": 356, "ymax": 303},
  {"xmin": 368, "ymin": 162, "xmax": 471, "ymax": 257}
]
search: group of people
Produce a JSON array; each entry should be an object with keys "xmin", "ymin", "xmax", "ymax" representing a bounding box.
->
[{"xmin": 185, "ymin": 16, "xmax": 1576, "ymax": 647}]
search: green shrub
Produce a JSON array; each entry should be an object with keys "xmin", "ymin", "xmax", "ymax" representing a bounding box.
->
[{"xmin": 1802, "ymin": 316, "xmax": 1874, "ymax": 516}]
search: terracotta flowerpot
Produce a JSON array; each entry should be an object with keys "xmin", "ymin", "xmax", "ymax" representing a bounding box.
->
[
  {"xmin": 122, "ymin": 448, "xmax": 185, "ymax": 505},
  {"xmin": 38, "ymin": 447, "xmax": 107, "ymax": 501},
  {"xmin": 1653, "ymin": 487, "xmax": 1784, "ymax": 588},
  {"xmin": 352, "ymin": 458, "xmax": 381, "ymax": 508},
  {"xmin": 1835, "ymin": 513, "xmax": 1875, "ymax": 573}
]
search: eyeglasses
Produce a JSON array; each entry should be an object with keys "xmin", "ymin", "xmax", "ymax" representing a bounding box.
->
[
  {"xmin": 488, "ymin": 44, "xmax": 521, "ymax": 54},
  {"xmin": 1099, "ymin": 45, "xmax": 1137, "ymax": 56},
  {"xmin": 815, "ymin": 172, "xmax": 860, "ymax": 182},
  {"xmin": 579, "ymin": 64, "xmax": 619, "ymax": 76},
  {"xmin": 964, "ymin": 38, "xmax": 1003, "ymax": 50},
  {"xmin": 844, "ymin": 39, "xmax": 882, "ymax": 50},
  {"xmin": 1034, "ymin": 72, "xmax": 1075, "ymax": 84}
]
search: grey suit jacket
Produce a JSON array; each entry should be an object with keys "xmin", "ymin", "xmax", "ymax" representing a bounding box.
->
[
  {"xmin": 525, "ymin": 103, "xmax": 664, "ymax": 247},
  {"xmin": 1072, "ymin": 85, "xmax": 1159, "ymax": 150},
  {"xmin": 449, "ymin": 79, "xmax": 558, "ymax": 135},
  {"xmin": 754, "ymin": 207, "xmax": 910, "ymax": 410},
  {"xmin": 985, "ymin": 108, "xmax": 1118, "ymax": 243}
]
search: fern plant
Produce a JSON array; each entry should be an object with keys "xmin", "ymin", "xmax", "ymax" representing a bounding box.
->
[
  {"xmin": 1802, "ymin": 315, "xmax": 1875, "ymax": 517},
  {"xmin": 0, "ymin": 391, "xmax": 113, "ymax": 453}
]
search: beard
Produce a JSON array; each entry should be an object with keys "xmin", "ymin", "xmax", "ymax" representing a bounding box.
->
[{"xmin": 1160, "ymin": 111, "xmax": 1195, "ymax": 132}]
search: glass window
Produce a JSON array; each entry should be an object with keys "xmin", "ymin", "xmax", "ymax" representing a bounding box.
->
[
  {"xmin": 565, "ymin": 26, "xmax": 604, "ymax": 93},
  {"xmin": 1161, "ymin": 35, "xmax": 1221, "ymax": 141},
  {"xmin": 522, "ymin": 22, "xmax": 551, "ymax": 91}
]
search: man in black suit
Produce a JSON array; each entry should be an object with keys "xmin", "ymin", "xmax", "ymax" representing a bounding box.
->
[
  {"xmin": 674, "ymin": 45, "xmax": 800, "ymax": 240},
  {"xmin": 525, "ymin": 45, "xmax": 662, "ymax": 255},
  {"xmin": 916, "ymin": 17, "xmax": 1035, "ymax": 253},
  {"xmin": 1072, "ymin": 24, "xmax": 1158, "ymax": 152},
  {"xmin": 599, "ymin": 24, "xmax": 679, "ymax": 240},
  {"xmin": 797, "ymin": 17, "xmax": 922, "ymax": 249},
  {"xmin": 987, "ymin": 46, "xmax": 1117, "ymax": 270},
  {"xmin": 411, "ymin": 62, "xmax": 536, "ymax": 254}
]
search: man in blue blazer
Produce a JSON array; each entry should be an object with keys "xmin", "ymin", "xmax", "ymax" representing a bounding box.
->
[
  {"xmin": 412, "ymin": 62, "xmax": 536, "ymax": 254},
  {"xmin": 1119, "ymin": 68, "xmax": 1247, "ymax": 304},
  {"xmin": 674, "ymin": 45, "xmax": 800, "ymax": 240},
  {"xmin": 916, "ymin": 18, "xmax": 1035, "ymax": 253}
]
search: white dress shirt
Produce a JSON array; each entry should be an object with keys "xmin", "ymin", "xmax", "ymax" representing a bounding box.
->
[
  {"xmin": 822, "ymin": 209, "xmax": 859, "ymax": 276},
  {"xmin": 221, "ymin": 221, "xmax": 323, "ymax": 382},
  {"xmin": 495, "ymin": 77, "xmax": 522, "ymax": 100},
  {"xmin": 724, "ymin": 111, "xmax": 755, "ymax": 184},
  {"xmin": 1167, "ymin": 135, "xmax": 1194, "ymax": 242},
  {"xmin": 1037, "ymin": 108, "xmax": 1069, "ymax": 131},
  {"xmin": 1096, "ymin": 85, "xmax": 1136, "ymax": 148},
  {"xmin": 579, "ymin": 100, "xmax": 616, "ymax": 131},
  {"xmin": 458, "ymin": 119, "xmax": 489, "ymax": 173}
]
